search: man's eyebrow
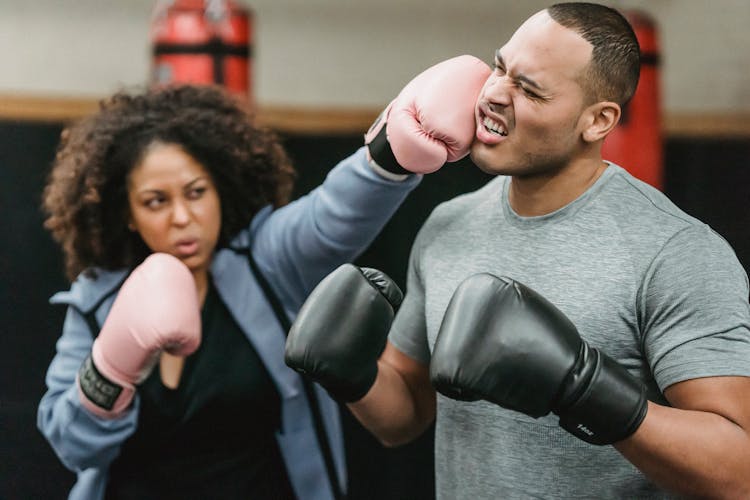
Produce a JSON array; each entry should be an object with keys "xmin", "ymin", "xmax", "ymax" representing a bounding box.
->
[
  {"xmin": 494, "ymin": 49, "xmax": 504, "ymax": 67},
  {"xmin": 494, "ymin": 49, "xmax": 546, "ymax": 92}
]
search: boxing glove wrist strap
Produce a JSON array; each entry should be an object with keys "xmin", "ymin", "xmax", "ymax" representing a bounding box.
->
[
  {"xmin": 555, "ymin": 348, "xmax": 648, "ymax": 445},
  {"xmin": 78, "ymin": 355, "xmax": 125, "ymax": 411},
  {"xmin": 366, "ymin": 123, "xmax": 412, "ymax": 179}
]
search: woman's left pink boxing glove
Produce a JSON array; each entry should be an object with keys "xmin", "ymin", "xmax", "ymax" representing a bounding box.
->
[{"xmin": 77, "ymin": 253, "xmax": 202, "ymax": 418}]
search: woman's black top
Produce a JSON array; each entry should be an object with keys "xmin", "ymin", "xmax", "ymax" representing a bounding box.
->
[{"xmin": 105, "ymin": 281, "xmax": 296, "ymax": 499}]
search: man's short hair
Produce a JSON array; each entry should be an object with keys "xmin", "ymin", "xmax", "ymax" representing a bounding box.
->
[{"xmin": 548, "ymin": 2, "xmax": 641, "ymax": 106}]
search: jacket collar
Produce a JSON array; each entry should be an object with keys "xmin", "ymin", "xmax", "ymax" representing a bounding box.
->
[{"xmin": 211, "ymin": 246, "xmax": 302, "ymax": 400}]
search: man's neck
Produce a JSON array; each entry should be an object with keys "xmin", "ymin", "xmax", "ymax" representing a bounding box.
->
[{"xmin": 508, "ymin": 158, "xmax": 608, "ymax": 217}]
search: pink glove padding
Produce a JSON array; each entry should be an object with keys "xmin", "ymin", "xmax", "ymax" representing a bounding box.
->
[
  {"xmin": 77, "ymin": 253, "xmax": 201, "ymax": 418},
  {"xmin": 365, "ymin": 55, "xmax": 491, "ymax": 175}
]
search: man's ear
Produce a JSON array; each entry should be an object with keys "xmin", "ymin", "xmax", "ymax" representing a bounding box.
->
[{"xmin": 582, "ymin": 101, "xmax": 620, "ymax": 143}]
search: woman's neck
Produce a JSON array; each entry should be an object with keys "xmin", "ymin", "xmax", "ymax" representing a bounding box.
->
[{"xmin": 192, "ymin": 269, "xmax": 210, "ymax": 306}]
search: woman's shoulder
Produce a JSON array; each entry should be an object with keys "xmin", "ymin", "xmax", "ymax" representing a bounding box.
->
[{"xmin": 49, "ymin": 267, "xmax": 129, "ymax": 313}]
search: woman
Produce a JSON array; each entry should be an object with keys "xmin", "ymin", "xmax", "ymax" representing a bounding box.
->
[{"xmin": 37, "ymin": 84, "xmax": 420, "ymax": 499}]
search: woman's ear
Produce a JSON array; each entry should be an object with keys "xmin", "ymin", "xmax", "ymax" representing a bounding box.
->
[{"xmin": 582, "ymin": 101, "xmax": 621, "ymax": 143}]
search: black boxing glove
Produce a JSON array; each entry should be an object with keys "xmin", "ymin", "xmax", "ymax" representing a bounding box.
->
[
  {"xmin": 285, "ymin": 264, "xmax": 402, "ymax": 402},
  {"xmin": 430, "ymin": 273, "xmax": 648, "ymax": 445}
]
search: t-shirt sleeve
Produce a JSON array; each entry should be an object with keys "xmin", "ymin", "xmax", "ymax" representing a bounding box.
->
[
  {"xmin": 640, "ymin": 223, "xmax": 750, "ymax": 391},
  {"xmin": 388, "ymin": 226, "xmax": 432, "ymax": 365}
]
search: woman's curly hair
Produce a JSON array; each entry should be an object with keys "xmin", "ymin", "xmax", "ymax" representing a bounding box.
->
[{"xmin": 42, "ymin": 84, "xmax": 296, "ymax": 281}]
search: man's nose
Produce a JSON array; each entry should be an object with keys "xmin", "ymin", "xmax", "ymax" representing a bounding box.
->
[
  {"xmin": 487, "ymin": 102, "xmax": 503, "ymax": 114},
  {"xmin": 485, "ymin": 76, "xmax": 513, "ymax": 108}
]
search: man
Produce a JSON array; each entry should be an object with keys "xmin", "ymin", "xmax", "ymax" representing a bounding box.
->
[{"xmin": 286, "ymin": 3, "xmax": 750, "ymax": 498}]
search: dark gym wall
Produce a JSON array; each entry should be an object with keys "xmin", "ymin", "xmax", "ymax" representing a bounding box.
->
[
  {"xmin": 1, "ymin": 122, "xmax": 74, "ymax": 500},
  {"xmin": 2, "ymin": 120, "xmax": 749, "ymax": 499}
]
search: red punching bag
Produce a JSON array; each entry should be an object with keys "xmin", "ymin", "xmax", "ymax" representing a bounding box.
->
[
  {"xmin": 602, "ymin": 10, "xmax": 663, "ymax": 190},
  {"xmin": 150, "ymin": 0, "xmax": 253, "ymax": 99}
]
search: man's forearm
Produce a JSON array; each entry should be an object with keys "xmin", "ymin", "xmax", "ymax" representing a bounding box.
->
[
  {"xmin": 616, "ymin": 401, "xmax": 750, "ymax": 498},
  {"xmin": 348, "ymin": 359, "xmax": 436, "ymax": 448}
]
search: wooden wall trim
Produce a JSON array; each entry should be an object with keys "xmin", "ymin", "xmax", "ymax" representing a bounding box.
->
[
  {"xmin": 1, "ymin": 94, "xmax": 749, "ymax": 138},
  {"xmin": 0, "ymin": 93, "xmax": 379, "ymax": 135},
  {"xmin": 0, "ymin": 94, "xmax": 101, "ymax": 124},
  {"xmin": 257, "ymin": 106, "xmax": 378, "ymax": 135},
  {"xmin": 663, "ymin": 113, "xmax": 750, "ymax": 139}
]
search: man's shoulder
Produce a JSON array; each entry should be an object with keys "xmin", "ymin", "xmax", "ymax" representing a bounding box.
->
[{"xmin": 601, "ymin": 165, "xmax": 702, "ymax": 233}]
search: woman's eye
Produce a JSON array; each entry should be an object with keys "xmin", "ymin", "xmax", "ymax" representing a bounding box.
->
[
  {"xmin": 188, "ymin": 187, "xmax": 206, "ymax": 199},
  {"xmin": 144, "ymin": 197, "xmax": 165, "ymax": 209}
]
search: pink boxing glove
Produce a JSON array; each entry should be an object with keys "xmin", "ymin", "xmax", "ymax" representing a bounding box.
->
[
  {"xmin": 365, "ymin": 55, "xmax": 491, "ymax": 176},
  {"xmin": 77, "ymin": 253, "xmax": 201, "ymax": 418}
]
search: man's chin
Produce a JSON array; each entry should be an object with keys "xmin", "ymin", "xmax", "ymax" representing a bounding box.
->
[{"xmin": 470, "ymin": 147, "xmax": 509, "ymax": 176}]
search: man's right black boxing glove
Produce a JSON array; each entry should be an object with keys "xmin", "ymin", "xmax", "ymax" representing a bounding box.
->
[
  {"xmin": 285, "ymin": 264, "xmax": 403, "ymax": 402},
  {"xmin": 430, "ymin": 273, "xmax": 648, "ymax": 445}
]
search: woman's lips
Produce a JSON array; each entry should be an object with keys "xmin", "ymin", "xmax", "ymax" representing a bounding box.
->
[{"xmin": 175, "ymin": 239, "xmax": 199, "ymax": 256}]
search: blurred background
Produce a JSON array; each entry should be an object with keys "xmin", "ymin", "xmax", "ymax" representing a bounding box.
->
[{"xmin": 2, "ymin": 0, "xmax": 749, "ymax": 498}]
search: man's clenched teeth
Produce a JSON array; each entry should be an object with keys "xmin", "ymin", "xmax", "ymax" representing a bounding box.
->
[{"xmin": 483, "ymin": 116, "xmax": 508, "ymax": 136}]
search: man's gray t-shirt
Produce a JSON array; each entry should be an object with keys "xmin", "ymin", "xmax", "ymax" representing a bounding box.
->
[{"xmin": 389, "ymin": 164, "xmax": 750, "ymax": 499}]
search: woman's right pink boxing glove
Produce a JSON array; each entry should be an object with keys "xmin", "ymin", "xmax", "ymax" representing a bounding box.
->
[
  {"xmin": 365, "ymin": 55, "xmax": 491, "ymax": 176},
  {"xmin": 77, "ymin": 253, "xmax": 202, "ymax": 418}
]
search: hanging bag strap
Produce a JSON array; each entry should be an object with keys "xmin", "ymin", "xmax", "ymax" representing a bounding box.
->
[{"xmin": 246, "ymin": 250, "xmax": 344, "ymax": 500}]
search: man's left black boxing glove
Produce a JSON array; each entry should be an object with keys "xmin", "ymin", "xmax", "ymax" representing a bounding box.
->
[
  {"xmin": 285, "ymin": 264, "xmax": 402, "ymax": 403},
  {"xmin": 430, "ymin": 273, "xmax": 648, "ymax": 445}
]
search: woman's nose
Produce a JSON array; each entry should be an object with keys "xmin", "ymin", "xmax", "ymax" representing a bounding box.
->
[{"xmin": 171, "ymin": 200, "xmax": 191, "ymax": 225}]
